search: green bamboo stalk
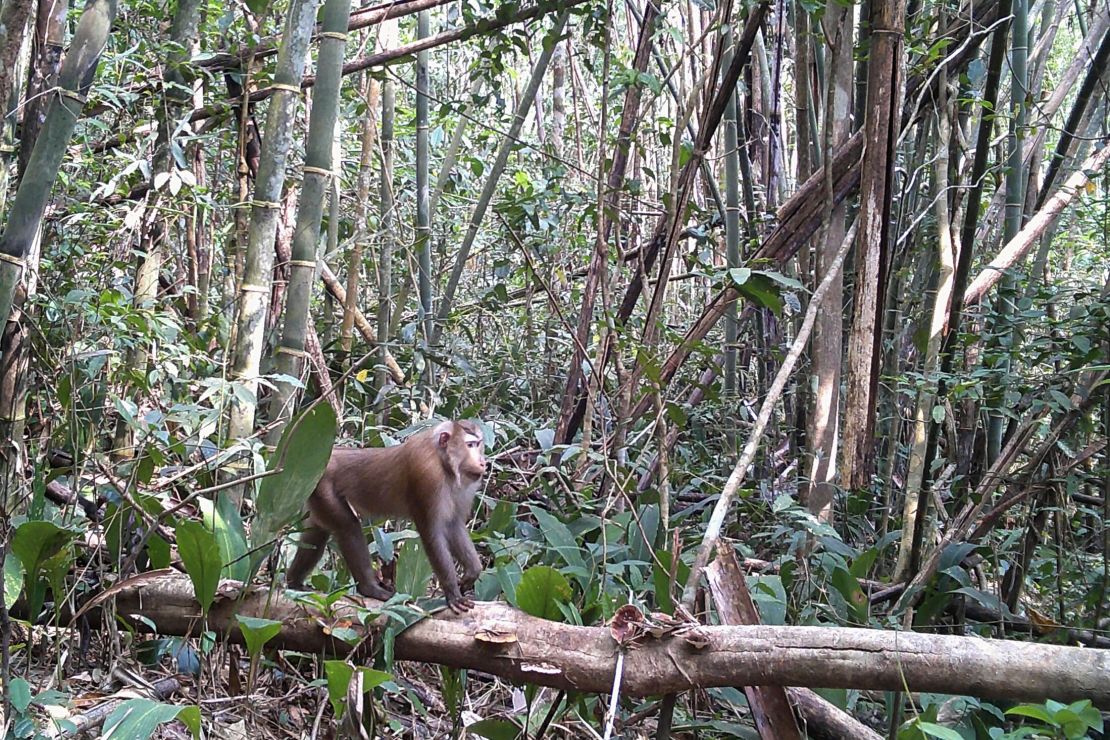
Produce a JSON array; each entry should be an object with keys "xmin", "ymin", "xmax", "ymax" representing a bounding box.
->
[
  {"xmin": 987, "ymin": 0, "xmax": 1028, "ymax": 463},
  {"xmin": 0, "ymin": 0, "xmax": 119, "ymax": 337},
  {"xmin": 416, "ymin": 9, "xmax": 433, "ymax": 356},
  {"xmin": 265, "ymin": 0, "xmax": 353, "ymax": 442},
  {"xmin": 376, "ymin": 19, "xmax": 397, "ymax": 401},
  {"xmin": 226, "ymin": 0, "xmax": 321, "ymax": 443}
]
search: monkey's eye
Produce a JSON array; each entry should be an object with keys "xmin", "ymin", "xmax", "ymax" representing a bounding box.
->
[{"xmin": 467, "ymin": 440, "xmax": 480, "ymax": 449}]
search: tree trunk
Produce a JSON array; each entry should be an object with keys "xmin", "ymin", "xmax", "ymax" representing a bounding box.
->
[
  {"xmin": 415, "ymin": 9, "xmax": 433, "ymax": 356},
  {"xmin": 804, "ymin": 0, "xmax": 852, "ymax": 514},
  {"xmin": 896, "ymin": 60, "xmax": 956, "ymax": 581},
  {"xmin": 103, "ymin": 571, "xmax": 1110, "ymax": 706},
  {"xmin": 375, "ymin": 18, "xmax": 397, "ymax": 402},
  {"xmin": 17, "ymin": 0, "xmax": 66, "ymax": 179},
  {"xmin": 340, "ymin": 69, "xmax": 378, "ymax": 361},
  {"xmin": 0, "ymin": 0, "xmax": 33, "ymax": 215},
  {"xmin": 840, "ymin": 0, "xmax": 905, "ymax": 491}
]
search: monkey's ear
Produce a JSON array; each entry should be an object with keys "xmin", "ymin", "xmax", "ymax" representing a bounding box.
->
[{"xmin": 432, "ymin": 420, "xmax": 454, "ymax": 448}]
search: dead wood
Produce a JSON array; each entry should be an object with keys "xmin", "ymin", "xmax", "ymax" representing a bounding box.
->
[{"xmin": 102, "ymin": 572, "xmax": 1110, "ymax": 707}]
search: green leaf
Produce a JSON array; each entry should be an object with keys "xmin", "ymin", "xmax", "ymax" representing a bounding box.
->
[
  {"xmin": 652, "ymin": 548, "xmax": 689, "ymax": 614},
  {"xmin": 529, "ymin": 506, "xmax": 586, "ymax": 574},
  {"xmin": 103, "ymin": 699, "xmax": 200, "ymax": 740},
  {"xmin": 199, "ymin": 494, "xmax": 250, "ymax": 582},
  {"xmin": 324, "ymin": 661, "xmax": 392, "ymax": 720},
  {"xmin": 394, "ymin": 537, "xmax": 434, "ymax": 599},
  {"xmin": 325, "ymin": 660, "xmax": 354, "ymax": 719},
  {"xmin": 728, "ymin": 267, "xmax": 752, "ymax": 286},
  {"xmin": 243, "ymin": 0, "xmax": 270, "ymax": 16},
  {"xmin": 11, "ymin": 521, "xmax": 75, "ymax": 581},
  {"xmin": 486, "ymin": 500, "xmax": 516, "ymax": 536},
  {"xmin": 467, "ymin": 718, "xmax": 522, "ymax": 740},
  {"xmin": 830, "ymin": 567, "xmax": 868, "ymax": 623},
  {"xmin": 237, "ymin": 616, "xmax": 282, "ymax": 658},
  {"xmin": 9, "ymin": 677, "xmax": 32, "ymax": 713},
  {"xmin": 253, "ymin": 404, "xmax": 337, "ymax": 563},
  {"xmin": 915, "ymin": 721, "xmax": 965, "ymax": 740},
  {"xmin": 735, "ymin": 272, "xmax": 785, "ymax": 314},
  {"xmin": 175, "ymin": 519, "xmax": 222, "ymax": 615},
  {"xmin": 3, "ymin": 552, "xmax": 23, "ymax": 609},
  {"xmin": 11, "ymin": 521, "xmax": 75, "ymax": 617},
  {"xmin": 1006, "ymin": 704, "xmax": 1059, "ymax": 725},
  {"xmin": 515, "ymin": 566, "xmax": 571, "ymax": 621},
  {"xmin": 629, "ymin": 504, "xmax": 659, "ymax": 563},
  {"xmin": 931, "ymin": 404, "xmax": 945, "ymax": 424}
]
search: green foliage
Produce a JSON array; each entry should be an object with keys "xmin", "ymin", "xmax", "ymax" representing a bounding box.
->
[
  {"xmin": 252, "ymin": 403, "xmax": 337, "ymax": 565},
  {"xmin": 1004, "ymin": 699, "xmax": 1103, "ymax": 739},
  {"xmin": 514, "ymin": 565, "xmax": 572, "ymax": 621},
  {"xmin": 467, "ymin": 718, "xmax": 522, "ymax": 740},
  {"xmin": 324, "ymin": 661, "xmax": 392, "ymax": 719},
  {"xmin": 102, "ymin": 699, "xmax": 201, "ymax": 739},
  {"xmin": 393, "ymin": 536, "xmax": 434, "ymax": 599},
  {"xmin": 198, "ymin": 494, "xmax": 250, "ymax": 582},
  {"xmin": 3, "ymin": 551, "xmax": 24, "ymax": 609},
  {"xmin": 174, "ymin": 519, "xmax": 221, "ymax": 615},
  {"xmin": 11, "ymin": 520, "xmax": 76, "ymax": 619},
  {"xmin": 236, "ymin": 615, "xmax": 283, "ymax": 658}
]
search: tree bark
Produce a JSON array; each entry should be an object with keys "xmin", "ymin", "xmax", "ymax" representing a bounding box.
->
[
  {"xmin": 101, "ymin": 571, "xmax": 1110, "ymax": 706},
  {"xmin": 840, "ymin": 0, "xmax": 905, "ymax": 491}
]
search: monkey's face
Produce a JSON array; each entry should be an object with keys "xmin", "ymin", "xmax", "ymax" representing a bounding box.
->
[
  {"xmin": 437, "ymin": 422, "xmax": 488, "ymax": 481},
  {"xmin": 458, "ymin": 428, "xmax": 487, "ymax": 480}
]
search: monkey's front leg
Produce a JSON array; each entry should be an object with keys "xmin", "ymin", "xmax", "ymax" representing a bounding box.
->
[
  {"xmin": 422, "ymin": 522, "xmax": 474, "ymax": 613},
  {"xmin": 448, "ymin": 521, "xmax": 483, "ymax": 596}
]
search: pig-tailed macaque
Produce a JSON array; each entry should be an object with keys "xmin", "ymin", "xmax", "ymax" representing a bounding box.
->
[{"xmin": 286, "ymin": 419, "xmax": 487, "ymax": 612}]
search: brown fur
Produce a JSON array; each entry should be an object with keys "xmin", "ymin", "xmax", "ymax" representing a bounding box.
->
[{"xmin": 286, "ymin": 419, "xmax": 487, "ymax": 612}]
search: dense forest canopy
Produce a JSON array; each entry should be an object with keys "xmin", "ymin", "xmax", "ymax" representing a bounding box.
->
[{"xmin": 0, "ymin": 0, "xmax": 1107, "ymax": 735}]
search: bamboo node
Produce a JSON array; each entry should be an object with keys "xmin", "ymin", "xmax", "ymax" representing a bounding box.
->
[
  {"xmin": 288, "ymin": 259, "xmax": 317, "ymax": 269},
  {"xmin": 268, "ymin": 82, "xmax": 303, "ymax": 95},
  {"xmin": 56, "ymin": 88, "xmax": 88, "ymax": 106},
  {"xmin": 0, "ymin": 253, "xmax": 25, "ymax": 267},
  {"xmin": 302, "ymin": 165, "xmax": 333, "ymax": 177},
  {"xmin": 251, "ymin": 199, "xmax": 282, "ymax": 210},
  {"xmin": 275, "ymin": 346, "xmax": 308, "ymax": 358},
  {"xmin": 318, "ymin": 31, "xmax": 348, "ymax": 41},
  {"xmin": 240, "ymin": 283, "xmax": 269, "ymax": 293}
]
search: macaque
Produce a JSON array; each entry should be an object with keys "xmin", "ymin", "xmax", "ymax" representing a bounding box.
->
[{"xmin": 286, "ymin": 419, "xmax": 487, "ymax": 612}]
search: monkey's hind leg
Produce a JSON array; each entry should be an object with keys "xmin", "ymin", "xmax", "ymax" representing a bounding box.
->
[{"xmin": 286, "ymin": 525, "xmax": 329, "ymax": 590}]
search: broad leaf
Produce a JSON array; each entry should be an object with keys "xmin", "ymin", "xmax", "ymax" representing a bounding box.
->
[
  {"xmin": 515, "ymin": 566, "xmax": 571, "ymax": 621},
  {"xmin": 467, "ymin": 718, "xmax": 522, "ymax": 740},
  {"xmin": 252, "ymin": 404, "xmax": 337, "ymax": 562},
  {"xmin": 198, "ymin": 494, "xmax": 250, "ymax": 582},
  {"xmin": 237, "ymin": 616, "xmax": 282, "ymax": 658},
  {"xmin": 103, "ymin": 699, "xmax": 200, "ymax": 739},
  {"xmin": 530, "ymin": 506, "xmax": 586, "ymax": 574},
  {"xmin": 175, "ymin": 519, "xmax": 221, "ymax": 615}
]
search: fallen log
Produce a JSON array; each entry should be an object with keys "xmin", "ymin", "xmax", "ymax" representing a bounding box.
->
[{"xmin": 100, "ymin": 571, "xmax": 1110, "ymax": 707}]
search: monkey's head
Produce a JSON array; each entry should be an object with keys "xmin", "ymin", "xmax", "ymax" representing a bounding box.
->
[{"xmin": 435, "ymin": 419, "xmax": 487, "ymax": 481}]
